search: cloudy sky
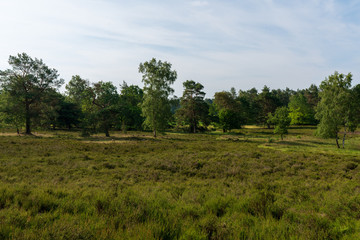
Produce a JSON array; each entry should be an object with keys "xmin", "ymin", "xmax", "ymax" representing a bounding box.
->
[{"xmin": 1, "ymin": 0, "xmax": 360, "ymax": 97}]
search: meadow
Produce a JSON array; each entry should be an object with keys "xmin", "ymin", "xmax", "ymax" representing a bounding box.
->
[{"xmin": 0, "ymin": 127, "xmax": 360, "ymax": 239}]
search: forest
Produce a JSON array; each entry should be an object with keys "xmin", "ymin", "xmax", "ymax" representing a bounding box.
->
[{"xmin": 0, "ymin": 53, "xmax": 360, "ymax": 239}]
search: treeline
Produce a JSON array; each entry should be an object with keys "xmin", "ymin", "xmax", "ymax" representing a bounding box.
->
[{"xmin": 0, "ymin": 53, "xmax": 359, "ymax": 147}]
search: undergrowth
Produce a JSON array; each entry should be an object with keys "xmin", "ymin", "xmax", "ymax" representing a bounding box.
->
[{"xmin": 0, "ymin": 127, "xmax": 359, "ymax": 239}]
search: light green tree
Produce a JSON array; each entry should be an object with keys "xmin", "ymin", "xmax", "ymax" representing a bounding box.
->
[
  {"xmin": 315, "ymin": 72, "xmax": 356, "ymax": 148},
  {"xmin": 288, "ymin": 93, "xmax": 314, "ymax": 125},
  {"xmin": 139, "ymin": 58, "xmax": 177, "ymax": 137}
]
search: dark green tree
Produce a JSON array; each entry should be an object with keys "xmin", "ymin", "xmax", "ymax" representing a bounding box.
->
[
  {"xmin": 0, "ymin": 91, "xmax": 24, "ymax": 133},
  {"xmin": 0, "ymin": 53, "xmax": 64, "ymax": 134},
  {"xmin": 176, "ymin": 80, "xmax": 209, "ymax": 133},
  {"xmin": 213, "ymin": 91, "xmax": 243, "ymax": 132},
  {"xmin": 88, "ymin": 81, "xmax": 120, "ymax": 137},
  {"xmin": 257, "ymin": 86, "xmax": 278, "ymax": 128},
  {"xmin": 139, "ymin": 58, "xmax": 177, "ymax": 137},
  {"xmin": 238, "ymin": 88, "xmax": 260, "ymax": 124},
  {"xmin": 118, "ymin": 82, "xmax": 144, "ymax": 132}
]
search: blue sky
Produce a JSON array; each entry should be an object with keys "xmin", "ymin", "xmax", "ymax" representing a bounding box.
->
[{"xmin": 1, "ymin": 0, "xmax": 360, "ymax": 97}]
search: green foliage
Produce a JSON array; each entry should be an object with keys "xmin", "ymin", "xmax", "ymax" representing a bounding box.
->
[
  {"xmin": 271, "ymin": 106, "xmax": 291, "ymax": 140},
  {"xmin": 88, "ymin": 81, "xmax": 120, "ymax": 137},
  {"xmin": 65, "ymin": 75, "xmax": 90, "ymax": 106},
  {"xmin": 256, "ymin": 86, "xmax": 279, "ymax": 127},
  {"xmin": 139, "ymin": 58, "xmax": 177, "ymax": 137},
  {"xmin": 315, "ymin": 71, "xmax": 357, "ymax": 148},
  {"xmin": 238, "ymin": 88, "xmax": 260, "ymax": 124},
  {"xmin": 0, "ymin": 53, "xmax": 64, "ymax": 134},
  {"xmin": 213, "ymin": 91, "xmax": 243, "ymax": 132},
  {"xmin": 176, "ymin": 80, "xmax": 209, "ymax": 133},
  {"xmin": 0, "ymin": 92, "xmax": 24, "ymax": 132},
  {"xmin": 118, "ymin": 82, "xmax": 144, "ymax": 131},
  {"xmin": 288, "ymin": 93, "xmax": 315, "ymax": 125}
]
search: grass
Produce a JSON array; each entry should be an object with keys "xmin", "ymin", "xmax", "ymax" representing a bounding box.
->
[{"xmin": 0, "ymin": 127, "xmax": 359, "ymax": 239}]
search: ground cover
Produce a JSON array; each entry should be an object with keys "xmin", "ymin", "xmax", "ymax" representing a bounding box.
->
[{"xmin": 0, "ymin": 127, "xmax": 359, "ymax": 239}]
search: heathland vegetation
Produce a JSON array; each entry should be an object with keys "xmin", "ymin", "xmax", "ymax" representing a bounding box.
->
[{"xmin": 0, "ymin": 53, "xmax": 360, "ymax": 239}]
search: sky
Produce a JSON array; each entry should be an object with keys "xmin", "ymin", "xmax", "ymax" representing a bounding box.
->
[{"xmin": 1, "ymin": 0, "xmax": 360, "ymax": 98}]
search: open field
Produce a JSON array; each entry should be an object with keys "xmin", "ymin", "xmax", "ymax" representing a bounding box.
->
[{"xmin": 0, "ymin": 127, "xmax": 360, "ymax": 239}]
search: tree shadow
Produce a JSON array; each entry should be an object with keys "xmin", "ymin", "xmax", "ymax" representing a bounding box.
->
[
  {"xmin": 80, "ymin": 136, "xmax": 158, "ymax": 142},
  {"xmin": 274, "ymin": 140, "xmax": 311, "ymax": 147}
]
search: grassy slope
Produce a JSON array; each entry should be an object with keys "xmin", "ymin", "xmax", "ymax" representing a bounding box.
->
[{"xmin": 0, "ymin": 127, "xmax": 359, "ymax": 239}]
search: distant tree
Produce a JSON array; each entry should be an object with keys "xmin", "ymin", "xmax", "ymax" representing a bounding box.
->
[
  {"xmin": 288, "ymin": 93, "xmax": 315, "ymax": 125},
  {"xmin": 0, "ymin": 53, "xmax": 64, "ymax": 134},
  {"xmin": 175, "ymin": 80, "xmax": 209, "ymax": 133},
  {"xmin": 257, "ymin": 86, "xmax": 278, "ymax": 128},
  {"xmin": 65, "ymin": 75, "xmax": 90, "ymax": 105},
  {"xmin": 35, "ymin": 89, "xmax": 62, "ymax": 130},
  {"xmin": 214, "ymin": 91, "xmax": 243, "ymax": 132},
  {"xmin": 56, "ymin": 96, "xmax": 82, "ymax": 129},
  {"xmin": 271, "ymin": 106, "xmax": 291, "ymax": 140},
  {"xmin": 88, "ymin": 81, "xmax": 120, "ymax": 137},
  {"xmin": 118, "ymin": 82, "xmax": 144, "ymax": 132},
  {"xmin": 315, "ymin": 72, "xmax": 356, "ymax": 148},
  {"xmin": 238, "ymin": 88, "xmax": 260, "ymax": 124},
  {"xmin": 304, "ymin": 84, "xmax": 320, "ymax": 110},
  {"xmin": 139, "ymin": 58, "xmax": 177, "ymax": 137}
]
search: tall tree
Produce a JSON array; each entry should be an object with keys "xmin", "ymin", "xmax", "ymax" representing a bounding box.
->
[
  {"xmin": 139, "ymin": 58, "xmax": 177, "ymax": 137},
  {"xmin": 315, "ymin": 72, "xmax": 356, "ymax": 148},
  {"xmin": 0, "ymin": 53, "xmax": 63, "ymax": 134},
  {"xmin": 176, "ymin": 80, "xmax": 209, "ymax": 133}
]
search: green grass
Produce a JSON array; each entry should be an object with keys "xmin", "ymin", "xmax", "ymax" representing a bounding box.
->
[{"xmin": 0, "ymin": 127, "xmax": 359, "ymax": 239}]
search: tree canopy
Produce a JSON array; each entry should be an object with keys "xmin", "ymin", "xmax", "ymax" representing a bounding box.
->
[
  {"xmin": 315, "ymin": 72, "xmax": 356, "ymax": 148},
  {"xmin": 0, "ymin": 53, "xmax": 64, "ymax": 134},
  {"xmin": 175, "ymin": 80, "xmax": 209, "ymax": 133},
  {"xmin": 139, "ymin": 58, "xmax": 177, "ymax": 137}
]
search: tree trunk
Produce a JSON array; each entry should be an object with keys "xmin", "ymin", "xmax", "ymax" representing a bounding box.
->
[
  {"xmin": 153, "ymin": 128, "xmax": 157, "ymax": 138},
  {"xmin": 281, "ymin": 134, "xmax": 283, "ymax": 140},
  {"xmin": 343, "ymin": 125, "xmax": 347, "ymax": 149},
  {"xmin": 122, "ymin": 120, "xmax": 127, "ymax": 134},
  {"xmin": 335, "ymin": 134, "xmax": 340, "ymax": 148},
  {"xmin": 25, "ymin": 102, "xmax": 31, "ymax": 135},
  {"xmin": 104, "ymin": 125, "xmax": 110, "ymax": 137}
]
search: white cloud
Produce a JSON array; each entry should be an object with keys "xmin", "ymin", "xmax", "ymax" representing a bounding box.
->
[
  {"xmin": 1, "ymin": 0, "xmax": 360, "ymax": 96},
  {"xmin": 191, "ymin": 1, "xmax": 209, "ymax": 7}
]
